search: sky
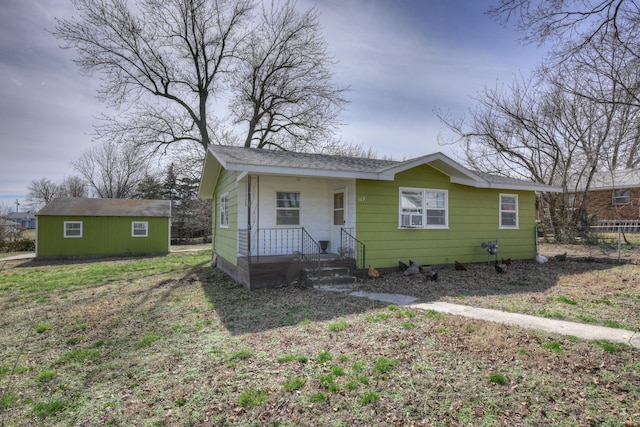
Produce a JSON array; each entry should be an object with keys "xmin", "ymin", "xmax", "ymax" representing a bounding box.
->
[{"xmin": 0, "ymin": 0, "xmax": 544, "ymax": 210}]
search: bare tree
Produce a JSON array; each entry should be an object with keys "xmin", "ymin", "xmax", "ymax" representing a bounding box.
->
[
  {"xmin": 488, "ymin": 0, "xmax": 635, "ymax": 52},
  {"xmin": 54, "ymin": 0, "xmax": 348, "ymax": 156},
  {"xmin": 54, "ymin": 0, "xmax": 254, "ymax": 153},
  {"xmin": 27, "ymin": 178, "xmax": 64, "ymax": 208},
  {"xmin": 230, "ymin": 0, "xmax": 348, "ymax": 150},
  {"xmin": 71, "ymin": 141, "xmax": 153, "ymax": 198},
  {"xmin": 549, "ymin": 31, "xmax": 640, "ymax": 170},
  {"xmin": 61, "ymin": 176, "xmax": 88, "ymax": 198},
  {"xmin": 437, "ymin": 62, "xmax": 638, "ymax": 224}
]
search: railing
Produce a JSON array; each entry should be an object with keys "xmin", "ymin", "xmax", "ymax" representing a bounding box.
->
[
  {"xmin": 340, "ymin": 228, "xmax": 365, "ymax": 270},
  {"xmin": 257, "ymin": 228, "xmax": 302, "ymax": 256},
  {"xmin": 597, "ymin": 220, "xmax": 640, "ymax": 232},
  {"xmin": 238, "ymin": 227, "xmax": 320, "ymax": 267},
  {"xmin": 300, "ymin": 227, "xmax": 320, "ymax": 271}
]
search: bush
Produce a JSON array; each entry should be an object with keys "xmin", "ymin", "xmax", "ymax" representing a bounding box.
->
[{"xmin": 1, "ymin": 238, "xmax": 35, "ymax": 252}]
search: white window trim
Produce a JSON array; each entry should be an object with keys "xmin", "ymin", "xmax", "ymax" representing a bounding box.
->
[
  {"xmin": 132, "ymin": 221, "xmax": 149, "ymax": 237},
  {"xmin": 612, "ymin": 190, "xmax": 630, "ymax": 206},
  {"xmin": 220, "ymin": 192, "xmax": 229, "ymax": 228},
  {"xmin": 275, "ymin": 191, "xmax": 302, "ymax": 227},
  {"xmin": 499, "ymin": 193, "xmax": 519, "ymax": 229},
  {"xmin": 64, "ymin": 221, "xmax": 83, "ymax": 238},
  {"xmin": 398, "ymin": 187, "xmax": 449, "ymax": 229}
]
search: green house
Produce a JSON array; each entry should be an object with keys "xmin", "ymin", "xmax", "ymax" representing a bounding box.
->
[
  {"xmin": 36, "ymin": 198, "xmax": 171, "ymax": 258},
  {"xmin": 198, "ymin": 146, "xmax": 560, "ymax": 289}
]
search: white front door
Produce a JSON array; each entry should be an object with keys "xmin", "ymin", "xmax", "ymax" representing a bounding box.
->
[{"xmin": 330, "ymin": 188, "xmax": 346, "ymax": 254}]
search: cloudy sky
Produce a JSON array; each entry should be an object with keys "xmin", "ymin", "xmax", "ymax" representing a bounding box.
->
[{"xmin": 0, "ymin": 0, "xmax": 544, "ymax": 208}]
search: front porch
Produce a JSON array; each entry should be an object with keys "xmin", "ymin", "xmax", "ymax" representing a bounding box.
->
[{"xmin": 217, "ymin": 227, "xmax": 364, "ymax": 290}]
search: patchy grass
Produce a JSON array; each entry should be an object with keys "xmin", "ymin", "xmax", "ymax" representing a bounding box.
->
[{"xmin": 0, "ymin": 251, "xmax": 638, "ymax": 426}]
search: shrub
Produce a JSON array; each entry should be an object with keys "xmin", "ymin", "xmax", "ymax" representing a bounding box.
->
[{"xmin": 4, "ymin": 238, "xmax": 35, "ymax": 252}]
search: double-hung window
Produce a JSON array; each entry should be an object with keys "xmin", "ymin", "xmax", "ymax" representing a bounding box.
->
[
  {"xmin": 399, "ymin": 188, "xmax": 448, "ymax": 228},
  {"xmin": 132, "ymin": 221, "xmax": 148, "ymax": 237},
  {"xmin": 276, "ymin": 192, "xmax": 301, "ymax": 225},
  {"xmin": 612, "ymin": 190, "xmax": 630, "ymax": 205},
  {"xmin": 64, "ymin": 221, "xmax": 82, "ymax": 238},
  {"xmin": 499, "ymin": 194, "xmax": 518, "ymax": 228},
  {"xmin": 220, "ymin": 193, "xmax": 229, "ymax": 228}
]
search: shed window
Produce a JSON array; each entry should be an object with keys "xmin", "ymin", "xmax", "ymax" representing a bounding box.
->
[
  {"xmin": 612, "ymin": 190, "xmax": 630, "ymax": 205},
  {"xmin": 132, "ymin": 221, "xmax": 148, "ymax": 237},
  {"xmin": 276, "ymin": 192, "xmax": 300, "ymax": 225},
  {"xmin": 499, "ymin": 194, "xmax": 519, "ymax": 228},
  {"xmin": 220, "ymin": 193, "xmax": 229, "ymax": 228},
  {"xmin": 64, "ymin": 221, "xmax": 83, "ymax": 238},
  {"xmin": 399, "ymin": 188, "xmax": 448, "ymax": 229}
]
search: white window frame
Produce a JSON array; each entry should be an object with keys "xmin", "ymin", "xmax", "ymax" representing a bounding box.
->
[
  {"xmin": 399, "ymin": 187, "xmax": 448, "ymax": 229},
  {"xmin": 612, "ymin": 190, "xmax": 630, "ymax": 206},
  {"xmin": 220, "ymin": 192, "xmax": 229, "ymax": 228},
  {"xmin": 499, "ymin": 194, "xmax": 519, "ymax": 229},
  {"xmin": 64, "ymin": 221, "xmax": 83, "ymax": 238},
  {"xmin": 132, "ymin": 221, "xmax": 148, "ymax": 237},
  {"xmin": 275, "ymin": 191, "xmax": 301, "ymax": 226}
]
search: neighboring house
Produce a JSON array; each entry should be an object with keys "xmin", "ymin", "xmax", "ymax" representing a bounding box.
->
[
  {"xmin": 569, "ymin": 168, "xmax": 640, "ymax": 221},
  {"xmin": 198, "ymin": 146, "xmax": 560, "ymax": 289},
  {"xmin": 6, "ymin": 211, "xmax": 36, "ymax": 229},
  {"xmin": 36, "ymin": 198, "xmax": 171, "ymax": 258}
]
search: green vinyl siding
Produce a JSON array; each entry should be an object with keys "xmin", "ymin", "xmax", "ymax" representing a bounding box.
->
[
  {"xmin": 212, "ymin": 169, "xmax": 239, "ymax": 266},
  {"xmin": 37, "ymin": 216, "xmax": 169, "ymax": 257},
  {"xmin": 356, "ymin": 165, "xmax": 536, "ymax": 268}
]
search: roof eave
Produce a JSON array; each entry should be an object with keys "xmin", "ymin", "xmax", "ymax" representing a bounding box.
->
[
  {"xmin": 217, "ymin": 162, "xmax": 397, "ymax": 181},
  {"xmin": 198, "ymin": 150, "xmax": 222, "ymax": 199}
]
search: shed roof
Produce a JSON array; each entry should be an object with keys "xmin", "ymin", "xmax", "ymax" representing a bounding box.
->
[
  {"xmin": 199, "ymin": 145, "xmax": 561, "ymax": 198},
  {"xmin": 37, "ymin": 198, "xmax": 171, "ymax": 217}
]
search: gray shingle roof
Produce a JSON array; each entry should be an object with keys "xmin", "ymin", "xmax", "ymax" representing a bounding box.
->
[
  {"xmin": 585, "ymin": 168, "xmax": 640, "ymax": 190},
  {"xmin": 37, "ymin": 198, "xmax": 171, "ymax": 217},
  {"xmin": 207, "ymin": 145, "xmax": 559, "ymax": 192},
  {"xmin": 213, "ymin": 145, "xmax": 398, "ymax": 173}
]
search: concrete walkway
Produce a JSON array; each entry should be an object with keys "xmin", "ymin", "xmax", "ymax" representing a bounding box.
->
[
  {"xmin": 412, "ymin": 301, "xmax": 640, "ymax": 349},
  {"xmin": 313, "ymin": 286, "xmax": 640, "ymax": 349},
  {"xmin": 0, "ymin": 252, "xmax": 35, "ymax": 261}
]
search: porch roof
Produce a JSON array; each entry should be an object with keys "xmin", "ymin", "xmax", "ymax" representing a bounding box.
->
[{"xmin": 198, "ymin": 146, "xmax": 561, "ymax": 198}]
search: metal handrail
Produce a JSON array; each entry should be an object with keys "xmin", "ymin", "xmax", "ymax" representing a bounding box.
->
[
  {"xmin": 300, "ymin": 227, "xmax": 320, "ymax": 271},
  {"xmin": 340, "ymin": 228, "xmax": 365, "ymax": 270}
]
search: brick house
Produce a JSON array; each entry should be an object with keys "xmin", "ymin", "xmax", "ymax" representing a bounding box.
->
[{"xmin": 571, "ymin": 169, "xmax": 640, "ymax": 221}]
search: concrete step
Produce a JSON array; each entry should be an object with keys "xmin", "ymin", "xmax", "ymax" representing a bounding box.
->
[
  {"xmin": 305, "ymin": 274, "xmax": 357, "ymax": 287},
  {"xmin": 303, "ymin": 265, "xmax": 350, "ymax": 278}
]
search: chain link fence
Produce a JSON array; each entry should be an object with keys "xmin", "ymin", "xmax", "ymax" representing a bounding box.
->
[{"xmin": 536, "ymin": 223, "xmax": 640, "ymax": 264}]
